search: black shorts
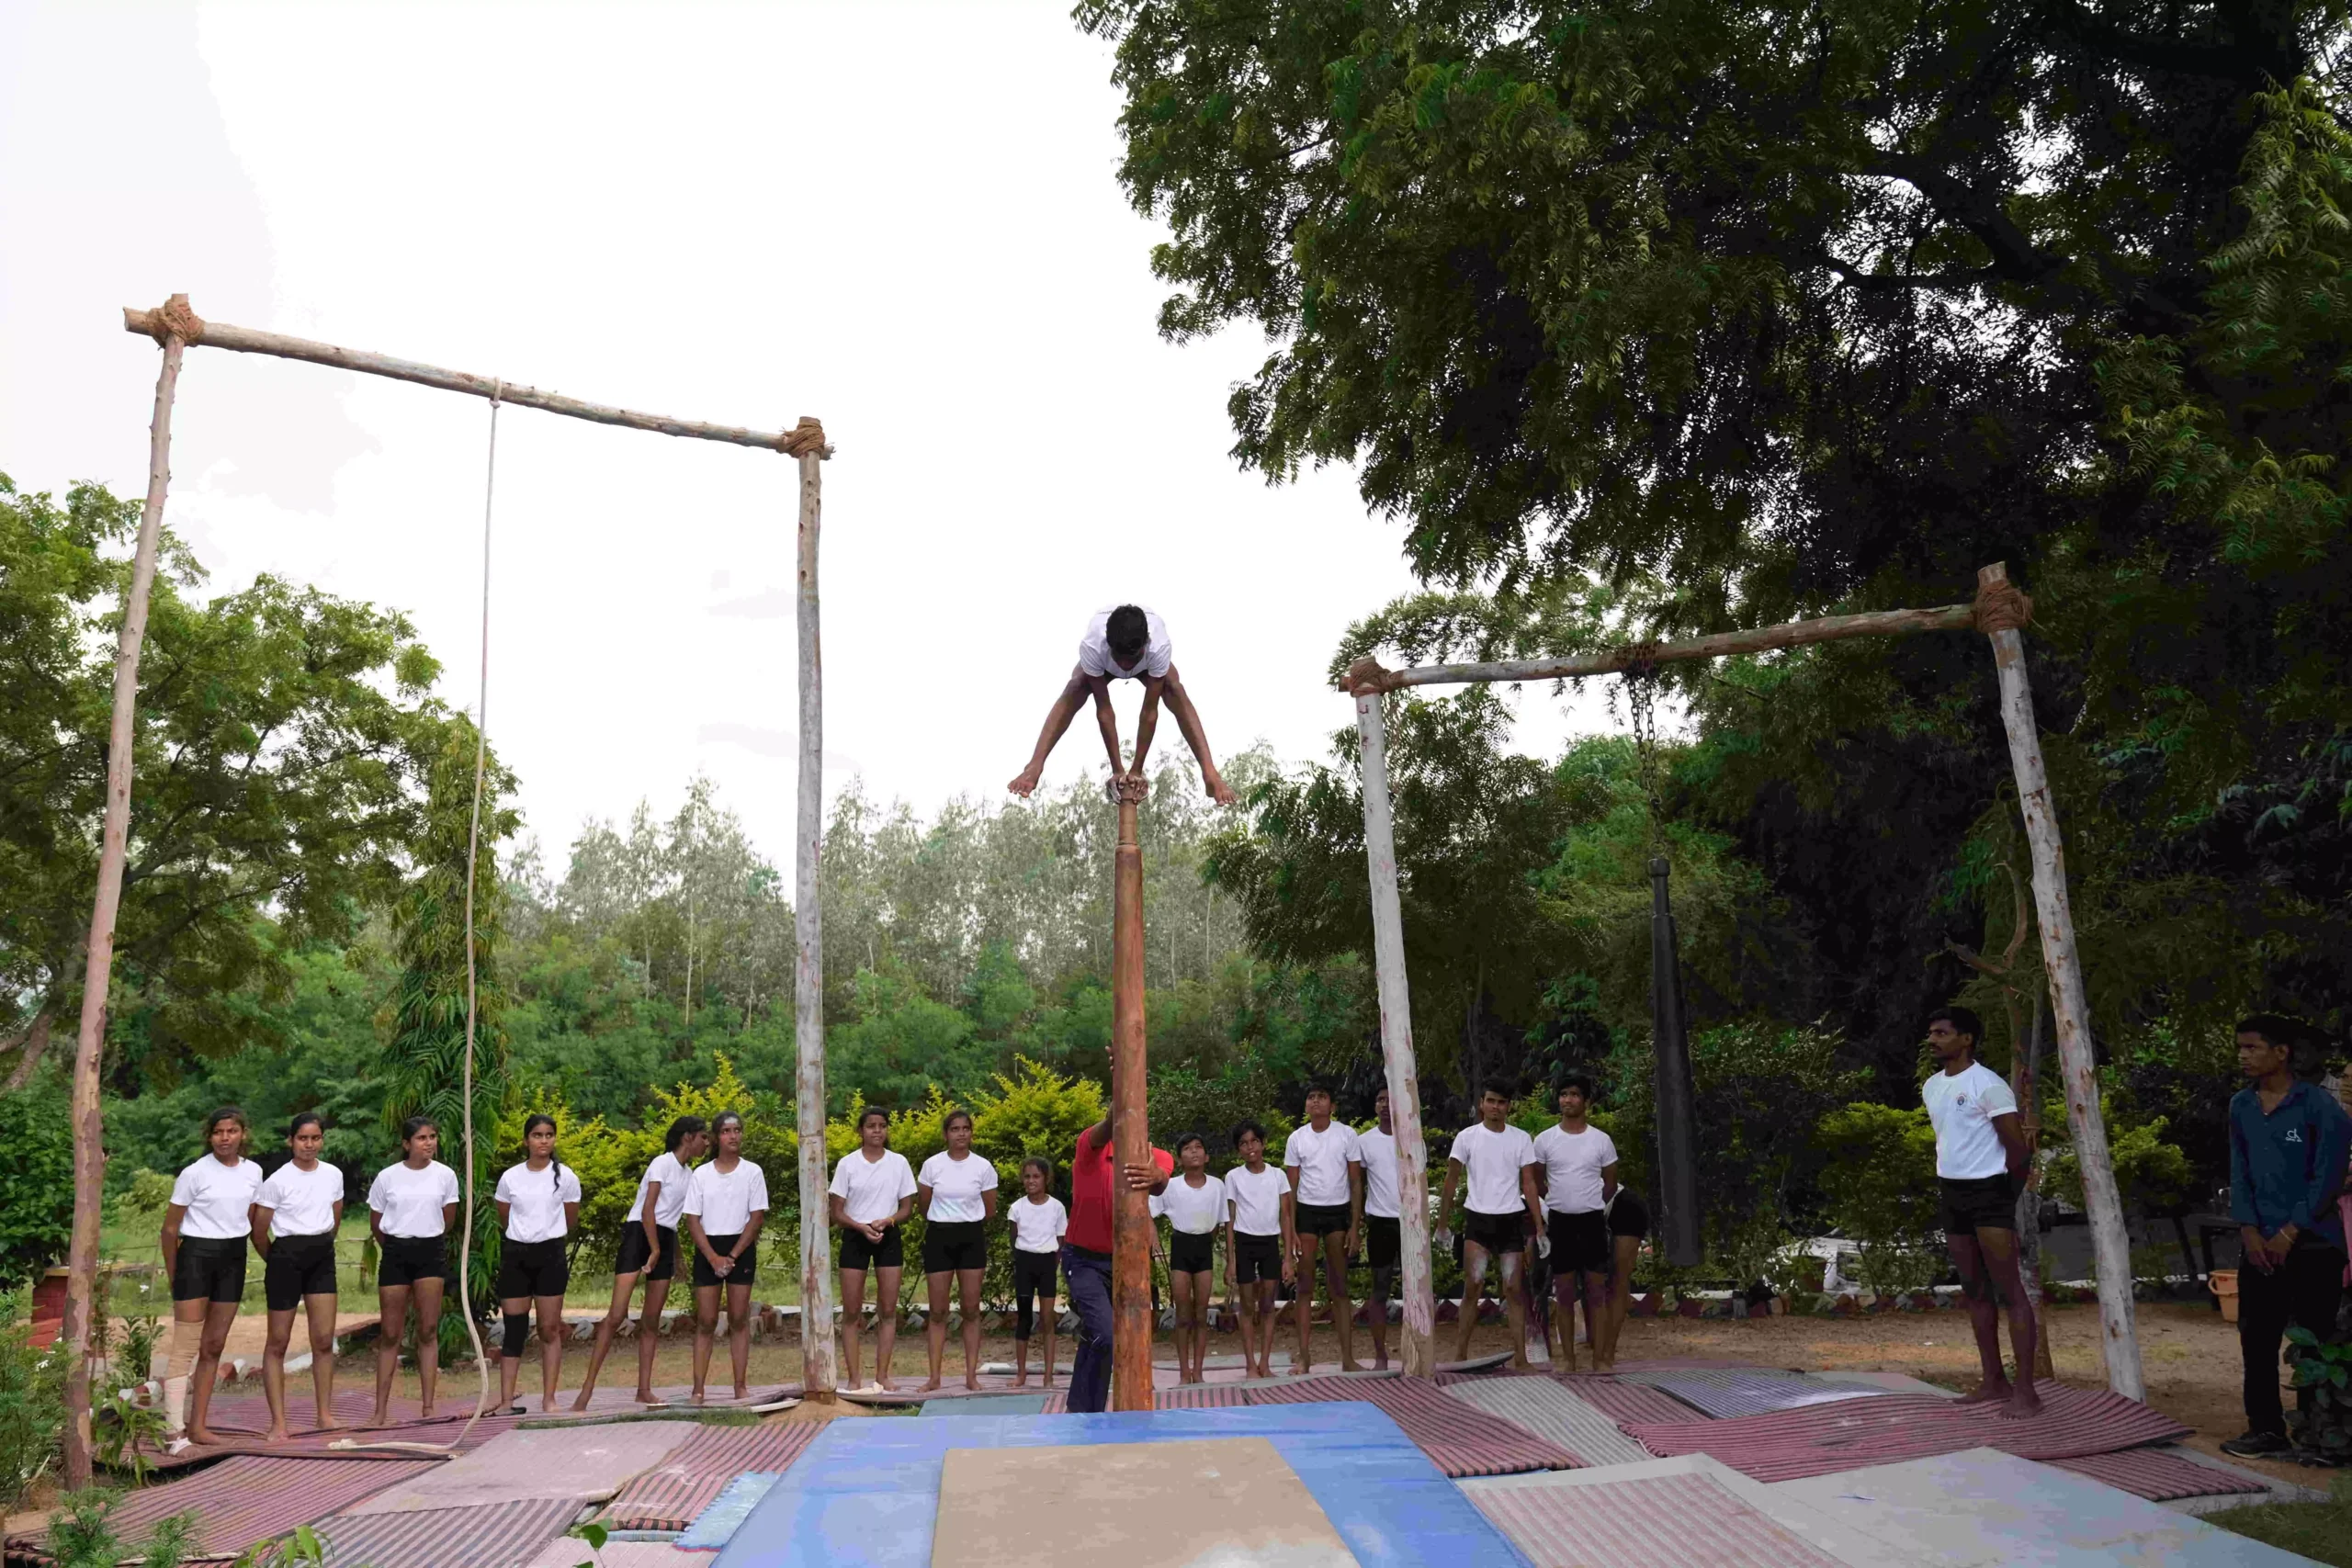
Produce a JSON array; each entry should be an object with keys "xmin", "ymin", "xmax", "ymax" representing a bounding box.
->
[
  {"xmin": 839, "ymin": 1224, "xmax": 903, "ymax": 1272},
  {"xmin": 1464, "ymin": 1210, "xmax": 1526, "ymax": 1257},
  {"xmin": 173, "ymin": 1235, "xmax": 250, "ymax": 1304},
  {"xmin": 1295, "ymin": 1201, "xmax": 1351, "ymax": 1238},
  {"xmin": 693, "ymin": 1236, "xmax": 757, "ymax": 1289},
  {"xmin": 264, "ymin": 1233, "xmax": 337, "ymax": 1311},
  {"xmin": 378, "ymin": 1233, "xmax": 448, "ymax": 1290},
  {"xmin": 1012, "ymin": 1249, "xmax": 1059, "ymax": 1298},
  {"xmin": 1546, "ymin": 1209, "xmax": 1611, "ymax": 1273},
  {"xmin": 616, "ymin": 1220, "xmax": 680, "ymax": 1281},
  {"xmin": 923, "ymin": 1219, "xmax": 987, "ymax": 1274},
  {"xmin": 1365, "ymin": 1214, "xmax": 1401, "ymax": 1269},
  {"xmin": 1609, "ymin": 1189, "xmax": 1651, "ymax": 1239},
  {"xmin": 1940, "ymin": 1173, "xmax": 2017, "ymax": 1237},
  {"xmin": 1233, "ymin": 1233, "xmax": 1283, "ymax": 1285},
  {"xmin": 499, "ymin": 1236, "xmax": 571, "ymax": 1299},
  {"xmin": 1169, "ymin": 1230, "xmax": 1216, "ymax": 1275}
]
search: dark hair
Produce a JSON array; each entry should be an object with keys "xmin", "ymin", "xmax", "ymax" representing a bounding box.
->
[
  {"xmin": 1928, "ymin": 1006, "xmax": 1984, "ymax": 1046},
  {"xmin": 1303, "ymin": 1081, "xmax": 1336, "ymax": 1102},
  {"xmin": 663, "ymin": 1114, "xmax": 707, "ymax": 1153},
  {"xmin": 2236, "ymin": 1013, "xmax": 2298, "ymax": 1049},
  {"xmin": 1106, "ymin": 604, "xmax": 1149, "ymax": 658},
  {"xmin": 523, "ymin": 1111, "xmax": 566, "ymax": 1192},
  {"xmin": 1174, "ymin": 1131, "xmax": 1207, "ymax": 1156},
  {"xmin": 1231, "ymin": 1119, "xmax": 1268, "ymax": 1147},
  {"xmin": 287, "ymin": 1111, "xmax": 325, "ymax": 1141},
  {"xmin": 1479, "ymin": 1078, "xmax": 1515, "ymax": 1103},
  {"xmin": 1020, "ymin": 1156, "xmax": 1054, "ymax": 1183},
  {"xmin": 713, "ymin": 1111, "xmax": 745, "ymax": 1137},
  {"xmin": 399, "ymin": 1115, "xmax": 439, "ymax": 1156},
  {"xmin": 202, "ymin": 1105, "xmax": 248, "ymax": 1149},
  {"xmin": 944, "ymin": 1108, "xmax": 975, "ymax": 1134},
  {"xmin": 857, "ymin": 1107, "xmax": 889, "ymax": 1132},
  {"xmin": 1557, "ymin": 1073, "xmax": 1597, "ymax": 1101}
]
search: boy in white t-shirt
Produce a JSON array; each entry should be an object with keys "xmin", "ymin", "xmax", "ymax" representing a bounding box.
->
[
  {"xmin": 1438, "ymin": 1081, "xmax": 1545, "ymax": 1371},
  {"xmin": 1007, "ymin": 604, "xmax": 1238, "ymax": 805},
  {"xmin": 1922, "ymin": 1005, "xmax": 2039, "ymax": 1419},
  {"xmin": 1530, "ymin": 1074, "xmax": 1618, "ymax": 1371},
  {"xmin": 1283, "ymin": 1083, "xmax": 1365, "ymax": 1373}
]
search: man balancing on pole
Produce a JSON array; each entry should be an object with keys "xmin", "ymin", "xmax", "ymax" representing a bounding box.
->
[
  {"xmin": 1009, "ymin": 604, "xmax": 1238, "ymax": 804},
  {"xmin": 1923, "ymin": 1005, "xmax": 2041, "ymax": 1418}
]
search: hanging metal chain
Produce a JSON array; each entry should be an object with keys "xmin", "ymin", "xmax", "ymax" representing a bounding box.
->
[{"xmin": 1624, "ymin": 658, "xmax": 1668, "ymax": 854}]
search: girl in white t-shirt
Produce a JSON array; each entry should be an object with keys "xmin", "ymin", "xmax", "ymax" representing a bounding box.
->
[
  {"xmin": 160, "ymin": 1105, "xmax": 263, "ymax": 1446},
  {"xmin": 366, "ymin": 1116, "xmax": 461, "ymax": 1427},
  {"xmin": 1008, "ymin": 1157, "xmax": 1066, "ymax": 1388},
  {"xmin": 493, "ymin": 1114, "xmax": 582, "ymax": 1414},
  {"xmin": 682, "ymin": 1111, "xmax": 769, "ymax": 1404},
  {"xmin": 254, "ymin": 1111, "xmax": 345, "ymax": 1442},
  {"xmin": 916, "ymin": 1109, "xmax": 1001, "ymax": 1393},
  {"xmin": 828, "ymin": 1108, "xmax": 918, "ymax": 1393},
  {"xmin": 575, "ymin": 1114, "xmax": 710, "ymax": 1411},
  {"xmin": 1152, "ymin": 1133, "xmax": 1227, "ymax": 1386}
]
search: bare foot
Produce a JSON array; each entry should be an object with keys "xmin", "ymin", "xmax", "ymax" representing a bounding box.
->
[
  {"xmin": 1206, "ymin": 774, "xmax": 1238, "ymax": 807},
  {"xmin": 187, "ymin": 1427, "xmax": 221, "ymax": 1447},
  {"xmin": 264, "ymin": 1427, "xmax": 289, "ymax": 1445},
  {"xmin": 634, "ymin": 1390, "xmax": 663, "ymax": 1406},
  {"xmin": 921, "ymin": 1377, "xmax": 943, "ymax": 1393},
  {"xmin": 733, "ymin": 1385, "xmax": 751, "ymax": 1401},
  {"xmin": 1009, "ymin": 767, "xmax": 1041, "ymax": 797},
  {"xmin": 315, "ymin": 1414, "xmax": 343, "ymax": 1432},
  {"xmin": 571, "ymin": 1392, "xmax": 594, "ymax": 1413},
  {"xmin": 1341, "ymin": 1359, "xmax": 1365, "ymax": 1373},
  {"xmin": 1374, "ymin": 1351, "xmax": 1389, "ymax": 1371},
  {"xmin": 1956, "ymin": 1380, "xmax": 2013, "ymax": 1406},
  {"xmin": 541, "ymin": 1399, "xmax": 559, "ymax": 1414},
  {"xmin": 1509, "ymin": 1356, "xmax": 1532, "ymax": 1372},
  {"xmin": 360, "ymin": 1410, "xmax": 390, "ymax": 1430},
  {"xmin": 2000, "ymin": 1387, "xmax": 2045, "ymax": 1421},
  {"xmin": 690, "ymin": 1390, "xmax": 707, "ymax": 1406},
  {"xmin": 965, "ymin": 1375, "xmax": 983, "ymax": 1391},
  {"xmin": 417, "ymin": 1405, "xmax": 436, "ymax": 1422},
  {"xmin": 1013, "ymin": 1375, "xmax": 1029, "ymax": 1388}
]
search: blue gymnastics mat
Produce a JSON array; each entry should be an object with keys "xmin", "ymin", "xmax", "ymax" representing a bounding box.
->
[{"xmin": 710, "ymin": 1402, "xmax": 1535, "ymax": 1567}]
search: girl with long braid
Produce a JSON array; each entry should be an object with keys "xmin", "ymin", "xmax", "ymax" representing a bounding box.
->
[{"xmin": 494, "ymin": 1113, "xmax": 582, "ymax": 1414}]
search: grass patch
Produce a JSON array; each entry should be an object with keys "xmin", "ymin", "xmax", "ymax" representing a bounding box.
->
[{"xmin": 2203, "ymin": 1474, "xmax": 2352, "ymax": 1565}]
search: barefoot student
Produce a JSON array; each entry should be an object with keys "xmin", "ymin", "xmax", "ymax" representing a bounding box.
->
[
  {"xmin": 1224, "ymin": 1121, "xmax": 1293, "ymax": 1380},
  {"xmin": 1152, "ymin": 1134, "xmax": 1226, "ymax": 1386},
  {"xmin": 830, "ymin": 1108, "xmax": 917, "ymax": 1393},
  {"xmin": 252, "ymin": 1112, "xmax": 344, "ymax": 1442},
  {"xmin": 161, "ymin": 1106, "xmax": 264, "ymax": 1447},
  {"xmin": 493, "ymin": 1114, "xmax": 581, "ymax": 1414},
  {"xmin": 1532, "ymin": 1075, "xmax": 1617, "ymax": 1371},
  {"xmin": 1356, "ymin": 1087, "xmax": 1402, "ymax": 1371},
  {"xmin": 1007, "ymin": 604, "xmax": 1238, "ymax": 805},
  {"xmin": 1439, "ymin": 1082, "xmax": 1546, "ymax": 1371},
  {"xmin": 682, "ymin": 1111, "xmax": 767, "ymax": 1404},
  {"xmin": 1923, "ymin": 1006, "xmax": 2041, "ymax": 1418},
  {"xmin": 1283, "ymin": 1083, "xmax": 1364, "ymax": 1374},
  {"xmin": 918, "ymin": 1109, "xmax": 1000, "ymax": 1392},
  {"xmin": 574, "ymin": 1115, "xmax": 709, "ymax": 1409},
  {"xmin": 1010, "ymin": 1157, "xmax": 1067, "ymax": 1388},
  {"xmin": 367, "ymin": 1117, "xmax": 461, "ymax": 1426},
  {"xmin": 1598, "ymin": 1183, "xmax": 1649, "ymax": 1372}
]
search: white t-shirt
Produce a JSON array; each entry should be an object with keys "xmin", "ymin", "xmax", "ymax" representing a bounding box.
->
[
  {"xmin": 829, "ymin": 1148, "xmax": 918, "ymax": 1227},
  {"xmin": 171, "ymin": 1154, "xmax": 265, "ymax": 1240},
  {"xmin": 1448, "ymin": 1122, "xmax": 1538, "ymax": 1217},
  {"xmin": 1923, "ymin": 1062, "xmax": 2018, "ymax": 1179},
  {"xmin": 1078, "ymin": 604, "xmax": 1172, "ymax": 681},
  {"xmin": 257, "ymin": 1160, "xmax": 344, "ymax": 1239},
  {"xmin": 683, "ymin": 1157, "xmax": 770, "ymax": 1235},
  {"xmin": 1226, "ymin": 1162, "xmax": 1291, "ymax": 1236},
  {"xmin": 1532, "ymin": 1123, "xmax": 1619, "ymax": 1214},
  {"xmin": 1357, "ymin": 1127, "xmax": 1401, "ymax": 1219},
  {"xmin": 495, "ymin": 1160, "xmax": 582, "ymax": 1244},
  {"xmin": 1283, "ymin": 1121, "xmax": 1363, "ymax": 1209},
  {"xmin": 919, "ymin": 1150, "xmax": 1001, "ymax": 1224},
  {"xmin": 368, "ymin": 1160, "xmax": 460, "ymax": 1239},
  {"xmin": 625, "ymin": 1151, "xmax": 695, "ymax": 1228},
  {"xmin": 1011, "ymin": 1194, "xmax": 1069, "ymax": 1254},
  {"xmin": 1151, "ymin": 1173, "xmax": 1227, "ymax": 1235}
]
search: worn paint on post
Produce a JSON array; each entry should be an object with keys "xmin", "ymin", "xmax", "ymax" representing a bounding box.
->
[
  {"xmin": 1111, "ymin": 776, "xmax": 1153, "ymax": 1409},
  {"xmin": 794, "ymin": 449, "xmax": 836, "ymax": 1398}
]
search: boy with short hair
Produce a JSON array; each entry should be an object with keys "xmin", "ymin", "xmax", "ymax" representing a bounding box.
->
[
  {"xmin": 1283, "ymin": 1082, "xmax": 1365, "ymax": 1373},
  {"xmin": 1438, "ymin": 1081, "xmax": 1546, "ymax": 1370},
  {"xmin": 1532, "ymin": 1074, "xmax": 1617, "ymax": 1369},
  {"xmin": 1922, "ymin": 1005, "xmax": 2041, "ymax": 1419},
  {"xmin": 1009, "ymin": 604, "xmax": 1237, "ymax": 804},
  {"xmin": 1356, "ymin": 1087, "xmax": 1403, "ymax": 1370}
]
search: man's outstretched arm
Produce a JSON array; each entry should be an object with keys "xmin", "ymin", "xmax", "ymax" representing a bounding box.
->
[{"xmin": 1010, "ymin": 668, "xmax": 1108, "ymax": 796}]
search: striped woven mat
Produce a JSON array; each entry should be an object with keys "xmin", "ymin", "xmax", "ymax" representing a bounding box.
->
[
  {"xmin": 597, "ymin": 1421, "xmax": 823, "ymax": 1532},
  {"xmin": 1244, "ymin": 1373, "xmax": 1584, "ymax": 1476},
  {"xmin": 313, "ymin": 1497, "xmax": 584, "ymax": 1568},
  {"xmin": 16, "ymin": 1456, "xmax": 438, "ymax": 1562},
  {"xmin": 1558, "ymin": 1374, "xmax": 1711, "ymax": 1427},
  {"xmin": 2050, "ymin": 1447, "xmax": 2270, "ymax": 1501},
  {"xmin": 1466, "ymin": 1470, "xmax": 1850, "ymax": 1568}
]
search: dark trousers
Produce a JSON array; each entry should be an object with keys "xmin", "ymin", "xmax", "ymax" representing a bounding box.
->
[
  {"xmin": 1062, "ymin": 1246, "xmax": 1114, "ymax": 1415},
  {"xmin": 2239, "ymin": 1238, "xmax": 2346, "ymax": 1437}
]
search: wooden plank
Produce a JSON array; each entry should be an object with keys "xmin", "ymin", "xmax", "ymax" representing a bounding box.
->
[
  {"xmin": 794, "ymin": 449, "xmax": 836, "ymax": 1399},
  {"xmin": 1111, "ymin": 777, "xmax": 1154, "ymax": 1410}
]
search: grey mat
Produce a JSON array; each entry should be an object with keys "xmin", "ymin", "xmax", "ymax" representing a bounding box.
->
[
  {"xmin": 1620, "ymin": 1368, "xmax": 1884, "ymax": 1419},
  {"xmin": 1444, "ymin": 1376, "xmax": 1657, "ymax": 1467},
  {"xmin": 918, "ymin": 1393, "xmax": 1053, "ymax": 1416}
]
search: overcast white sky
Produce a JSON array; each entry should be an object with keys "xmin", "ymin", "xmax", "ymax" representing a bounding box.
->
[{"xmin": 2, "ymin": 0, "xmax": 1611, "ymax": 863}]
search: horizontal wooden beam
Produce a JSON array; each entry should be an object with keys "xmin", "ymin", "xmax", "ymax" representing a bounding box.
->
[
  {"xmin": 124, "ymin": 301, "xmax": 825, "ymax": 456},
  {"xmin": 1341, "ymin": 602, "xmax": 1977, "ymax": 694}
]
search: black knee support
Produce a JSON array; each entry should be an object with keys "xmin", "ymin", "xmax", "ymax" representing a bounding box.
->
[{"xmin": 503, "ymin": 1311, "xmax": 532, "ymax": 1358}]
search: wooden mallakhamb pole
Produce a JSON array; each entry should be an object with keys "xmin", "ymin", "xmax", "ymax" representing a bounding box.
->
[
  {"xmin": 794, "ymin": 446, "xmax": 838, "ymax": 1401},
  {"xmin": 1110, "ymin": 774, "xmax": 1155, "ymax": 1410}
]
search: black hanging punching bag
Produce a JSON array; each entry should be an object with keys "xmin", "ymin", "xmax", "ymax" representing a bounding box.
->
[{"xmin": 1650, "ymin": 856, "xmax": 1702, "ymax": 1268}]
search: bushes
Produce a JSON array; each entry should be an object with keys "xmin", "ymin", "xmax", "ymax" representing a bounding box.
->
[
  {"xmin": 1814, "ymin": 1101, "xmax": 1942, "ymax": 1292},
  {"xmin": 0, "ymin": 1074, "xmax": 74, "ymax": 1286},
  {"xmin": 0, "ymin": 1284, "xmax": 65, "ymax": 1515}
]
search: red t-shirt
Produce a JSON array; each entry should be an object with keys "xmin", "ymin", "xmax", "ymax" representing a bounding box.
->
[{"xmin": 1066, "ymin": 1127, "xmax": 1173, "ymax": 1254}]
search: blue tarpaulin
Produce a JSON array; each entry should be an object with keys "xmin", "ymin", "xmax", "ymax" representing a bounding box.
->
[{"xmin": 712, "ymin": 1402, "xmax": 1534, "ymax": 1567}]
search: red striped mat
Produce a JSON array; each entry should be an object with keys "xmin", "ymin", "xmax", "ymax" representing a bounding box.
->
[
  {"xmin": 1624, "ymin": 1382, "xmax": 2191, "ymax": 1483},
  {"xmin": 597, "ymin": 1421, "xmax": 822, "ymax": 1532},
  {"xmin": 1468, "ymin": 1471, "xmax": 1850, "ymax": 1567},
  {"xmin": 1243, "ymin": 1375, "xmax": 1583, "ymax": 1477},
  {"xmin": 25, "ymin": 1456, "xmax": 437, "ymax": 1562},
  {"xmin": 1156, "ymin": 1384, "xmax": 1250, "ymax": 1409},
  {"xmin": 2051, "ymin": 1449, "xmax": 2269, "ymax": 1501},
  {"xmin": 144, "ymin": 1391, "xmax": 530, "ymax": 1470},
  {"xmin": 312, "ymin": 1497, "xmax": 583, "ymax": 1568},
  {"xmin": 1559, "ymin": 1375, "xmax": 1710, "ymax": 1427}
]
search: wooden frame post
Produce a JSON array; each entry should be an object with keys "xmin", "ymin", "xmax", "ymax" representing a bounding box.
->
[
  {"xmin": 794, "ymin": 446, "xmax": 836, "ymax": 1401},
  {"xmin": 62, "ymin": 299, "xmax": 189, "ymax": 1489},
  {"xmin": 1351, "ymin": 691, "xmax": 1437, "ymax": 1378},
  {"xmin": 1976, "ymin": 562, "xmax": 2143, "ymax": 1398},
  {"xmin": 1110, "ymin": 775, "xmax": 1155, "ymax": 1409}
]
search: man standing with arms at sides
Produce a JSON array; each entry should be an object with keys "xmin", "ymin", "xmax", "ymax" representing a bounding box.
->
[
  {"xmin": 1923, "ymin": 1006, "xmax": 2041, "ymax": 1418},
  {"xmin": 2222, "ymin": 1014, "xmax": 2351, "ymax": 1461},
  {"xmin": 1532, "ymin": 1075, "xmax": 1617, "ymax": 1371},
  {"xmin": 1438, "ymin": 1081, "xmax": 1547, "ymax": 1370},
  {"xmin": 1062, "ymin": 1111, "xmax": 1174, "ymax": 1414},
  {"xmin": 1008, "ymin": 604, "xmax": 1238, "ymax": 804},
  {"xmin": 1283, "ymin": 1082, "xmax": 1366, "ymax": 1373},
  {"xmin": 1356, "ymin": 1087, "xmax": 1403, "ymax": 1371}
]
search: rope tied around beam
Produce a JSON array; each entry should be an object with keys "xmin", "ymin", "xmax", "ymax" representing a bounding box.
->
[
  {"xmin": 1340, "ymin": 655, "xmax": 1394, "ymax": 695},
  {"xmin": 1973, "ymin": 575, "xmax": 2035, "ymax": 634},
  {"xmin": 779, "ymin": 416, "xmax": 829, "ymax": 457},
  {"xmin": 140, "ymin": 294, "xmax": 207, "ymax": 345}
]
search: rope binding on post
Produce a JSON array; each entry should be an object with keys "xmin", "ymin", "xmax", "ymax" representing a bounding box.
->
[
  {"xmin": 137, "ymin": 293, "xmax": 208, "ymax": 346},
  {"xmin": 1973, "ymin": 576, "xmax": 2035, "ymax": 635}
]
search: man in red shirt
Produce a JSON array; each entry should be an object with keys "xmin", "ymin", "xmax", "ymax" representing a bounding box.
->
[{"xmin": 1063, "ymin": 1114, "xmax": 1173, "ymax": 1412}]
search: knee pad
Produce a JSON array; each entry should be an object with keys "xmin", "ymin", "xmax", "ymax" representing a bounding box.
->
[
  {"xmin": 503, "ymin": 1312, "xmax": 532, "ymax": 1359},
  {"xmin": 164, "ymin": 1316, "xmax": 205, "ymax": 1379}
]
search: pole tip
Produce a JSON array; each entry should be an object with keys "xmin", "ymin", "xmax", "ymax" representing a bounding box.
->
[
  {"xmin": 1649, "ymin": 856, "xmax": 1670, "ymax": 877},
  {"xmin": 1976, "ymin": 561, "xmax": 2010, "ymax": 586}
]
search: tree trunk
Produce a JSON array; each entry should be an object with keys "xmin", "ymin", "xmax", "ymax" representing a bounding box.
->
[{"xmin": 1, "ymin": 1000, "xmax": 58, "ymax": 1092}]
